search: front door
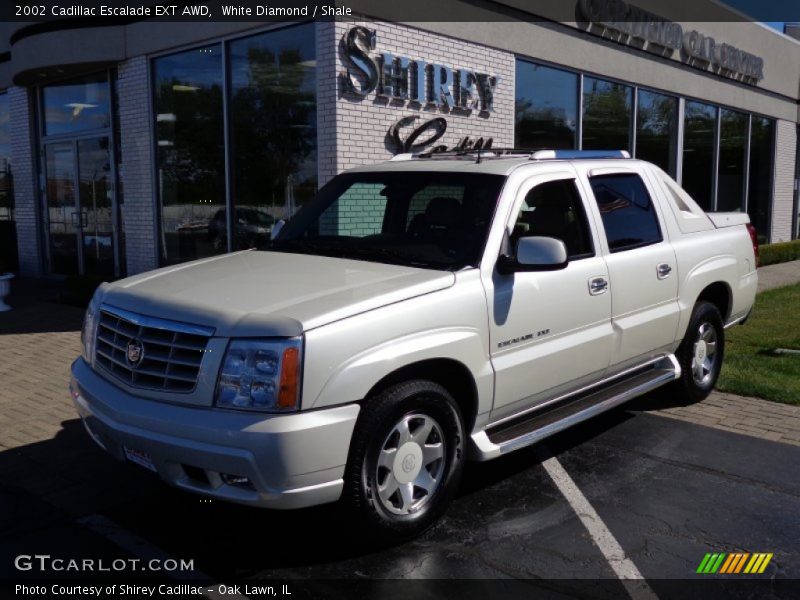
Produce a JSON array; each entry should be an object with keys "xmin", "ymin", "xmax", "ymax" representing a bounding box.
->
[
  {"xmin": 44, "ymin": 136, "xmax": 117, "ymax": 277},
  {"xmin": 484, "ymin": 169, "xmax": 614, "ymax": 423}
]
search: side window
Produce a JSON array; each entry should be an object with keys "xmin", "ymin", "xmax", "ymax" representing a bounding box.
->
[
  {"xmin": 512, "ymin": 179, "xmax": 594, "ymax": 259},
  {"xmin": 589, "ymin": 173, "xmax": 662, "ymax": 252}
]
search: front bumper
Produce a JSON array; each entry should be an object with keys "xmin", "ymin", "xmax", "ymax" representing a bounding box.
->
[{"xmin": 70, "ymin": 358, "xmax": 360, "ymax": 509}]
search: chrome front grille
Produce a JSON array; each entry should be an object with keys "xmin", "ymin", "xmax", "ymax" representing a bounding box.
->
[{"xmin": 94, "ymin": 306, "xmax": 213, "ymax": 392}]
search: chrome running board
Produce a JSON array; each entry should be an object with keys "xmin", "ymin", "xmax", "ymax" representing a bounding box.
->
[{"xmin": 471, "ymin": 354, "xmax": 680, "ymax": 461}]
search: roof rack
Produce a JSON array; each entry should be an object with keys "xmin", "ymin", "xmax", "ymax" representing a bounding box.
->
[
  {"xmin": 529, "ymin": 150, "xmax": 631, "ymax": 160},
  {"xmin": 391, "ymin": 148, "xmax": 631, "ymax": 163}
]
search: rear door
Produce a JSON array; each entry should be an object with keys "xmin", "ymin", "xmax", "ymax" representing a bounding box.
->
[
  {"xmin": 579, "ymin": 167, "xmax": 680, "ymax": 370},
  {"xmin": 484, "ymin": 168, "xmax": 614, "ymax": 422}
]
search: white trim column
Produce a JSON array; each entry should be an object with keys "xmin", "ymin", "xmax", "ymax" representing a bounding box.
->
[
  {"xmin": 771, "ymin": 120, "xmax": 797, "ymax": 243},
  {"xmin": 9, "ymin": 86, "xmax": 43, "ymax": 277}
]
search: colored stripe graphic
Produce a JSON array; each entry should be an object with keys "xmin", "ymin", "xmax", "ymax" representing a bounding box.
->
[
  {"xmin": 699, "ymin": 552, "xmax": 773, "ymax": 574},
  {"xmin": 719, "ymin": 554, "xmax": 737, "ymax": 574},
  {"xmin": 744, "ymin": 553, "xmax": 774, "ymax": 574},
  {"xmin": 733, "ymin": 553, "xmax": 750, "ymax": 573},
  {"xmin": 696, "ymin": 553, "xmax": 713, "ymax": 573},
  {"xmin": 697, "ymin": 553, "xmax": 727, "ymax": 573}
]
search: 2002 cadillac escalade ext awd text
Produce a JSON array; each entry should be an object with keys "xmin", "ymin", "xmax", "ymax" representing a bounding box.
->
[{"xmin": 71, "ymin": 149, "xmax": 758, "ymax": 539}]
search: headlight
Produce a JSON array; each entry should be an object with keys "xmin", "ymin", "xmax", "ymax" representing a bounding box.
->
[
  {"xmin": 81, "ymin": 300, "xmax": 99, "ymax": 365},
  {"xmin": 215, "ymin": 338, "xmax": 303, "ymax": 412}
]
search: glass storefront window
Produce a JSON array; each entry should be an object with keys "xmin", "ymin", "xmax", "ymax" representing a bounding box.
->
[
  {"xmin": 0, "ymin": 92, "xmax": 16, "ymax": 273},
  {"xmin": 515, "ymin": 62, "xmax": 577, "ymax": 150},
  {"xmin": 635, "ymin": 90, "xmax": 678, "ymax": 176},
  {"xmin": 717, "ymin": 109, "xmax": 748, "ymax": 212},
  {"xmin": 582, "ymin": 77, "xmax": 632, "ymax": 152},
  {"xmin": 42, "ymin": 73, "xmax": 111, "ymax": 136},
  {"xmin": 747, "ymin": 117, "xmax": 775, "ymax": 243},
  {"xmin": 682, "ymin": 101, "xmax": 717, "ymax": 211},
  {"xmin": 153, "ymin": 44, "xmax": 225, "ymax": 265},
  {"xmin": 229, "ymin": 23, "xmax": 316, "ymax": 251}
]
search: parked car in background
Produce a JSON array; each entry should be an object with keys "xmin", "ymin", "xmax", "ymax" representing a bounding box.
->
[{"xmin": 208, "ymin": 208, "xmax": 275, "ymax": 251}]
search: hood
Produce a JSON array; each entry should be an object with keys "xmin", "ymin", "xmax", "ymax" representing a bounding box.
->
[{"xmin": 99, "ymin": 251, "xmax": 455, "ymax": 337}]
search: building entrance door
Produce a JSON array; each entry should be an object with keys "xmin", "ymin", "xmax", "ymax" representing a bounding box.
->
[{"xmin": 44, "ymin": 136, "xmax": 117, "ymax": 277}]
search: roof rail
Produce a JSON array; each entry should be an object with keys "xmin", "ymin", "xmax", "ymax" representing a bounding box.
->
[
  {"xmin": 390, "ymin": 148, "xmax": 631, "ymax": 163},
  {"xmin": 530, "ymin": 150, "xmax": 631, "ymax": 160}
]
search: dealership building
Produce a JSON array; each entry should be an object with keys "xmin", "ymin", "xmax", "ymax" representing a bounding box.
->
[{"xmin": 0, "ymin": 0, "xmax": 798, "ymax": 280}]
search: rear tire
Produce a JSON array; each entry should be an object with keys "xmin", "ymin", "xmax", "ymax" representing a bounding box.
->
[
  {"xmin": 343, "ymin": 380, "xmax": 465, "ymax": 542},
  {"xmin": 672, "ymin": 301, "xmax": 725, "ymax": 403}
]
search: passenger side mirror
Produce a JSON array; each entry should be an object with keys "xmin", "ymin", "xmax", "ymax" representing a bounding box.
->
[
  {"xmin": 270, "ymin": 219, "xmax": 286, "ymax": 240},
  {"xmin": 497, "ymin": 236, "xmax": 568, "ymax": 274}
]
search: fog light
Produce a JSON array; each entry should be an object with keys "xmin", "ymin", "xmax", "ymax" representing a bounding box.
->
[{"xmin": 221, "ymin": 473, "xmax": 253, "ymax": 488}]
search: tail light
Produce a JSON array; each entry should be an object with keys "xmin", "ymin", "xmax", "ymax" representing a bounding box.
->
[{"xmin": 746, "ymin": 223, "xmax": 759, "ymax": 266}]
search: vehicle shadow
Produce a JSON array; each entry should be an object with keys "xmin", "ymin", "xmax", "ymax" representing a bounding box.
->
[
  {"xmin": 0, "ymin": 403, "xmax": 642, "ymax": 579},
  {"xmin": 0, "ymin": 279, "xmax": 84, "ymax": 335}
]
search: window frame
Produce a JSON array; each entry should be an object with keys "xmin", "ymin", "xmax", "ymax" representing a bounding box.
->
[
  {"xmin": 507, "ymin": 173, "xmax": 597, "ymax": 262},
  {"xmin": 587, "ymin": 171, "xmax": 665, "ymax": 254},
  {"xmin": 513, "ymin": 56, "xmax": 777, "ymax": 229},
  {"xmin": 150, "ymin": 20, "xmax": 317, "ymax": 266}
]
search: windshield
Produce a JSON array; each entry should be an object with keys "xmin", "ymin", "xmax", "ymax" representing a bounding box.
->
[{"xmin": 263, "ymin": 171, "xmax": 505, "ymax": 270}]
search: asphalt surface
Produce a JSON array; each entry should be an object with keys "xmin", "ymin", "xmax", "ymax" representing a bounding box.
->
[{"xmin": 2, "ymin": 396, "xmax": 798, "ymax": 599}]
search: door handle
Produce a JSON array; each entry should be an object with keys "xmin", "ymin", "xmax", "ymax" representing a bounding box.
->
[
  {"xmin": 589, "ymin": 276, "xmax": 608, "ymax": 295},
  {"xmin": 657, "ymin": 263, "xmax": 672, "ymax": 279}
]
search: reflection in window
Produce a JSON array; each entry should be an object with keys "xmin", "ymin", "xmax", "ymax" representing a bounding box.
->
[
  {"xmin": 318, "ymin": 183, "xmax": 387, "ymax": 237},
  {"xmin": 582, "ymin": 77, "xmax": 632, "ymax": 152},
  {"xmin": 153, "ymin": 44, "xmax": 225, "ymax": 264},
  {"xmin": 0, "ymin": 93, "xmax": 16, "ymax": 273},
  {"xmin": 717, "ymin": 109, "xmax": 748, "ymax": 212},
  {"xmin": 42, "ymin": 73, "xmax": 111, "ymax": 136},
  {"xmin": 515, "ymin": 61, "xmax": 577, "ymax": 149},
  {"xmin": 229, "ymin": 23, "xmax": 316, "ymax": 251},
  {"xmin": 589, "ymin": 174, "xmax": 662, "ymax": 252},
  {"xmin": 748, "ymin": 117, "xmax": 775, "ymax": 243},
  {"xmin": 636, "ymin": 90, "xmax": 677, "ymax": 176},
  {"xmin": 682, "ymin": 101, "xmax": 717, "ymax": 211}
]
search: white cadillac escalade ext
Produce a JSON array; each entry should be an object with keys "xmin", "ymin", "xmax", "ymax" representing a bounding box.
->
[{"xmin": 71, "ymin": 150, "xmax": 758, "ymax": 539}]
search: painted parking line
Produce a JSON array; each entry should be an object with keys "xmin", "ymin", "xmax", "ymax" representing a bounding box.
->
[
  {"xmin": 539, "ymin": 454, "xmax": 660, "ymax": 600},
  {"xmin": 77, "ymin": 514, "xmax": 248, "ymax": 600}
]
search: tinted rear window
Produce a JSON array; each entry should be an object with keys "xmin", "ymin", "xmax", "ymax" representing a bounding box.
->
[{"xmin": 589, "ymin": 174, "xmax": 662, "ymax": 252}]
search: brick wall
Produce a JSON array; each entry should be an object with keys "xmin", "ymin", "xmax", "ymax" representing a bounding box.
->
[
  {"xmin": 9, "ymin": 87, "xmax": 43, "ymax": 277},
  {"xmin": 325, "ymin": 20, "xmax": 516, "ymax": 175},
  {"xmin": 316, "ymin": 21, "xmax": 339, "ymax": 187},
  {"xmin": 771, "ymin": 120, "xmax": 797, "ymax": 242},
  {"xmin": 117, "ymin": 56, "xmax": 158, "ymax": 274}
]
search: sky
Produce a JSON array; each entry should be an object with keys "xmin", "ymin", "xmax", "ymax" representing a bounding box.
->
[
  {"xmin": 721, "ymin": 0, "xmax": 798, "ymax": 32},
  {"xmin": 762, "ymin": 22, "xmax": 786, "ymax": 33}
]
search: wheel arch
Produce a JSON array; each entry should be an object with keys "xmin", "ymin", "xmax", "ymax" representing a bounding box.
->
[
  {"xmin": 364, "ymin": 358, "xmax": 479, "ymax": 434},
  {"xmin": 695, "ymin": 281, "xmax": 732, "ymax": 322}
]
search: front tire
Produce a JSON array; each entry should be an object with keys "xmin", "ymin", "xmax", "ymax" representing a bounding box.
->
[
  {"xmin": 343, "ymin": 380, "xmax": 465, "ymax": 541},
  {"xmin": 673, "ymin": 301, "xmax": 725, "ymax": 403}
]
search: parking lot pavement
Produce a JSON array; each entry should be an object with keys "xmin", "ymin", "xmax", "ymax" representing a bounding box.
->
[{"xmin": 1, "ymin": 294, "xmax": 800, "ymax": 595}]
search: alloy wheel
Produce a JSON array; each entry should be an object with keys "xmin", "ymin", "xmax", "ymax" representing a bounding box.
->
[
  {"xmin": 375, "ymin": 413, "xmax": 446, "ymax": 515},
  {"xmin": 691, "ymin": 322, "xmax": 719, "ymax": 386}
]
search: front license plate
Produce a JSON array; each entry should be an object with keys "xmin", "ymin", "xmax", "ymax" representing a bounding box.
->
[{"xmin": 123, "ymin": 446, "xmax": 157, "ymax": 473}]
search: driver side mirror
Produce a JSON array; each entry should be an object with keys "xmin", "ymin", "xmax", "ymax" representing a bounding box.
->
[{"xmin": 497, "ymin": 236, "xmax": 568, "ymax": 274}]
